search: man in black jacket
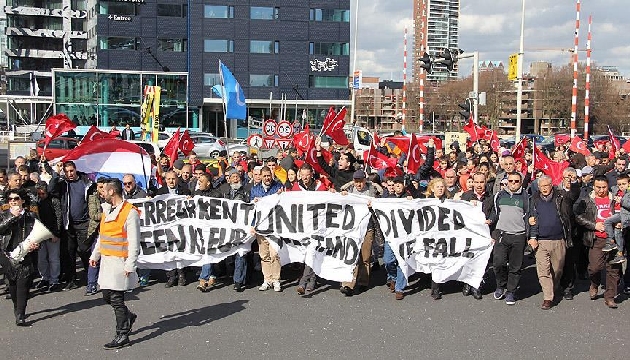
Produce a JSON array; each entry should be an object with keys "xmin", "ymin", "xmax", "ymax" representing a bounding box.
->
[
  {"xmin": 154, "ymin": 171, "xmax": 191, "ymax": 287},
  {"xmin": 528, "ymin": 175, "xmax": 573, "ymax": 310},
  {"xmin": 573, "ymin": 175, "xmax": 621, "ymax": 308},
  {"xmin": 314, "ymin": 136, "xmax": 355, "ymax": 191},
  {"xmin": 48, "ymin": 161, "xmax": 92, "ymax": 291}
]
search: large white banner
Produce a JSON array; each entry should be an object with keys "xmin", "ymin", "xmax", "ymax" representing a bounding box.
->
[
  {"xmin": 131, "ymin": 195, "xmax": 257, "ymax": 270},
  {"xmin": 254, "ymin": 192, "xmax": 372, "ymax": 282},
  {"xmin": 371, "ymin": 199, "xmax": 493, "ymax": 288}
]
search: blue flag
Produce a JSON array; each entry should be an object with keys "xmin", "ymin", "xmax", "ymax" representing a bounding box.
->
[
  {"xmin": 211, "ymin": 84, "xmax": 224, "ymax": 98},
  {"xmin": 219, "ymin": 61, "xmax": 247, "ymax": 120}
]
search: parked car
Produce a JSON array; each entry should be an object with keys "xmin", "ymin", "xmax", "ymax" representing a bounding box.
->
[
  {"xmin": 36, "ymin": 137, "xmax": 79, "ymax": 160},
  {"xmin": 228, "ymin": 140, "xmax": 249, "ymax": 156},
  {"xmin": 126, "ymin": 140, "xmax": 161, "ymax": 157},
  {"xmin": 157, "ymin": 131, "xmax": 172, "ymax": 149},
  {"xmin": 188, "ymin": 132, "xmax": 227, "ymax": 158}
]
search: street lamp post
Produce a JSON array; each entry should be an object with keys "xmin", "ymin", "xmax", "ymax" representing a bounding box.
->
[{"xmin": 516, "ymin": 0, "xmax": 526, "ymax": 139}]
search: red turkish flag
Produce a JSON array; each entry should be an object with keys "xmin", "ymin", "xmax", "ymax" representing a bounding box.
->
[
  {"xmin": 44, "ymin": 114, "xmax": 76, "ymax": 146},
  {"xmin": 623, "ymin": 139, "xmax": 630, "ymax": 154},
  {"xmin": 533, "ymin": 146, "xmax": 569, "ymax": 185},
  {"xmin": 488, "ymin": 130, "xmax": 500, "ymax": 152},
  {"xmin": 293, "ymin": 124, "xmax": 314, "ymax": 154},
  {"xmin": 416, "ymin": 136, "xmax": 442, "ymax": 153},
  {"xmin": 179, "ymin": 130, "xmax": 195, "ymax": 156},
  {"xmin": 82, "ymin": 125, "xmax": 116, "ymax": 144},
  {"xmin": 364, "ymin": 143, "xmax": 398, "ymax": 170},
  {"xmin": 407, "ymin": 133, "xmax": 423, "ymax": 174},
  {"xmin": 323, "ymin": 107, "xmax": 348, "ymax": 145},
  {"xmin": 554, "ymin": 134, "xmax": 571, "ymax": 147},
  {"xmin": 512, "ymin": 137, "xmax": 528, "ymax": 160},
  {"xmin": 372, "ymin": 132, "xmax": 381, "ymax": 147},
  {"xmin": 162, "ymin": 128, "xmax": 181, "ymax": 167},
  {"xmin": 304, "ymin": 143, "xmax": 332, "ymax": 176},
  {"xmin": 463, "ymin": 117, "xmax": 480, "ymax": 142},
  {"xmin": 569, "ymin": 136, "xmax": 591, "ymax": 156}
]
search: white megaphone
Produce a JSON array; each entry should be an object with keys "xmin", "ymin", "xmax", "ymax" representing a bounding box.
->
[{"xmin": 9, "ymin": 218, "xmax": 54, "ymax": 264}]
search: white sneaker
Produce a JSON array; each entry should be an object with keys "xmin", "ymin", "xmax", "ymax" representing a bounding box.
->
[
  {"xmin": 273, "ymin": 281, "xmax": 282, "ymax": 292},
  {"xmin": 258, "ymin": 282, "xmax": 271, "ymax": 291}
]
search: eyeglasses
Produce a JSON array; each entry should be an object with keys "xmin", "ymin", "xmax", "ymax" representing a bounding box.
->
[
  {"xmin": 123, "ymin": 182, "xmax": 133, "ymax": 186},
  {"xmin": 8, "ymin": 196, "xmax": 21, "ymax": 201},
  {"xmin": 507, "ymin": 180, "xmax": 521, "ymax": 183}
]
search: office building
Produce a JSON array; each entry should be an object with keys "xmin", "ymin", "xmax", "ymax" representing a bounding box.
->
[
  {"xmin": 413, "ymin": 0, "xmax": 460, "ymax": 84},
  {"xmin": 2, "ymin": 0, "xmax": 351, "ymax": 137}
]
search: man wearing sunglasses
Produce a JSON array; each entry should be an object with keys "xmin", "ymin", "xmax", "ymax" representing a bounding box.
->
[
  {"xmin": 122, "ymin": 174, "xmax": 147, "ymax": 200},
  {"xmin": 488, "ymin": 172, "xmax": 530, "ymax": 306}
]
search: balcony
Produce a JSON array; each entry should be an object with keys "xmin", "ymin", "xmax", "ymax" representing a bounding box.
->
[
  {"xmin": 6, "ymin": 48, "xmax": 87, "ymax": 60},
  {"xmin": 7, "ymin": 26, "xmax": 87, "ymax": 39},
  {"xmin": 4, "ymin": 5, "xmax": 87, "ymax": 19}
]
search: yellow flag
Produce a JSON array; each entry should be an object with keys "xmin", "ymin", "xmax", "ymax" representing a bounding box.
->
[{"xmin": 274, "ymin": 166, "xmax": 287, "ymax": 184}]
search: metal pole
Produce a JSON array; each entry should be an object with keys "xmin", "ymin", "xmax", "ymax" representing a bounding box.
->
[
  {"xmin": 515, "ymin": 0, "xmax": 525, "ymax": 140},
  {"xmin": 583, "ymin": 14, "xmax": 592, "ymax": 140},
  {"xmin": 473, "ymin": 51, "xmax": 479, "ymax": 124},
  {"xmin": 570, "ymin": 0, "xmax": 581, "ymax": 138},
  {"xmin": 349, "ymin": 0, "xmax": 359, "ymax": 124}
]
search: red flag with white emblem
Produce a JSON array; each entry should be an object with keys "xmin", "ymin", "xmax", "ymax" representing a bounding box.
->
[
  {"xmin": 44, "ymin": 114, "xmax": 76, "ymax": 146},
  {"xmin": 512, "ymin": 137, "xmax": 528, "ymax": 160},
  {"xmin": 162, "ymin": 128, "xmax": 181, "ymax": 167},
  {"xmin": 179, "ymin": 130, "xmax": 195, "ymax": 156},
  {"xmin": 82, "ymin": 125, "xmax": 117, "ymax": 144},
  {"xmin": 293, "ymin": 124, "xmax": 314, "ymax": 154},
  {"xmin": 304, "ymin": 142, "xmax": 332, "ymax": 176},
  {"xmin": 364, "ymin": 143, "xmax": 398, "ymax": 170},
  {"xmin": 533, "ymin": 145, "xmax": 569, "ymax": 185},
  {"xmin": 569, "ymin": 136, "xmax": 591, "ymax": 156},
  {"xmin": 323, "ymin": 107, "xmax": 348, "ymax": 145},
  {"xmin": 407, "ymin": 133, "xmax": 423, "ymax": 174},
  {"xmin": 608, "ymin": 126, "xmax": 620, "ymax": 159}
]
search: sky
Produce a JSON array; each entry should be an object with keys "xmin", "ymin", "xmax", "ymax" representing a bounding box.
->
[{"xmin": 351, "ymin": 0, "xmax": 630, "ymax": 81}]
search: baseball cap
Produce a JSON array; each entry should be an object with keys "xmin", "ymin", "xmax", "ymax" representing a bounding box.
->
[
  {"xmin": 353, "ymin": 170, "xmax": 366, "ymax": 180},
  {"xmin": 581, "ymin": 166, "xmax": 594, "ymax": 175}
]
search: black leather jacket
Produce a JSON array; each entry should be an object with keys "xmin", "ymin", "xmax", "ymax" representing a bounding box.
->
[{"xmin": 0, "ymin": 210, "xmax": 37, "ymax": 279}]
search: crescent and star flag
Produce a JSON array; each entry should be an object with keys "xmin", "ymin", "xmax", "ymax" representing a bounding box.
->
[
  {"xmin": 322, "ymin": 107, "xmax": 349, "ymax": 145},
  {"xmin": 463, "ymin": 116, "xmax": 480, "ymax": 142},
  {"xmin": 179, "ymin": 130, "xmax": 195, "ymax": 156},
  {"xmin": 81, "ymin": 125, "xmax": 117, "ymax": 143},
  {"xmin": 304, "ymin": 141, "xmax": 332, "ymax": 176},
  {"xmin": 406, "ymin": 133, "xmax": 423, "ymax": 175},
  {"xmin": 293, "ymin": 124, "xmax": 314, "ymax": 154},
  {"xmin": 163, "ymin": 128, "xmax": 182, "ymax": 166},
  {"xmin": 569, "ymin": 136, "xmax": 591, "ymax": 156},
  {"xmin": 533, "ymin": 143, "xmax": 569, "ymax": 185},
  {"xmin": 219, "ymin": 61, "xmax": 247, "ymax": 120},
  {"xmin": 512, "ymin": 137, "xmax": 528, "ymax": 160},
  {"xmin": 554, "ymin": 134, "xmax": 571, "ymax": 147},
  {"xmin": 44, "ymin": 114, "xmax": 76, "ymax": 147},
  {"xmin": 57, "ymin": 138, "xmax": 151, "ymax": 189},
  {"xmin": 364, "ymin": 142, "xmax": 398, "ymax": 170}
]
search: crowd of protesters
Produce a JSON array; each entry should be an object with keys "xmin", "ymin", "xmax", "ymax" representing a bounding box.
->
[{"xmin": 1, "ymin": 130, "xmax": 629, "ymax": 328}]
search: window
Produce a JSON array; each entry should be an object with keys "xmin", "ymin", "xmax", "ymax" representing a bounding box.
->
[
  {"xmin": 310, "ymin": 9, "xmax": 350, "ymax": 22},
  {"xmin": 158, "ymin": 39, "xmax": 187, "ymax": 52},
  {"xmin": 157, "ymin": 4, "xmax": 185, "ymax": 17},
  {"xmin": 204, "ymin": 73, "xmax": 221, "ymax": 87},
  {"xmin": 309, "ymin": 76, "xmax": 348, "ymax": 89},
  {"xmin": 309, "ymin": 42, "xmax": 349, "ymax": 56},
  {"xmin": 250, "ymin": 40, "xmax": 279, "ymax": 54},
  {"xmin": 250, "ymin": 75, "xmax": 278, "ymax": 87},
  {"xmin": 204, "ymin": 5, "xmax": 234, "ymax": 18},
  {"xmin": 250, "ymin": 6, "xmax": 278, "ymax": 20},
  {"xmin": 204, "ymin": 39, "xmax": 233, "ymax": 52},
  {"xmin": 99, "ymin": 37, "xmax": 138, "ymax": 50},
  {"xmin": 99, "ymin": 2, "xmax": 136, "ymax": 15}
]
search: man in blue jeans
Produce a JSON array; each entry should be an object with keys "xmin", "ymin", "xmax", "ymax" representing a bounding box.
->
[{"xmin": 383, "ymin": 176, "xmax": 413, "ymax": 300}]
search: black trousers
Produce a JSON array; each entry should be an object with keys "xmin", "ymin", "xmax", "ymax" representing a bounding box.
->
[
  {"xmin": 560, "ymin": 244, "xmax": 578, "ymax": 290},
  {"xmin": 60, "ymin": 221, "xmax": 90, "ymax": 282},
  {"xmin": 493, "ymin": 232, "xmax": 526, "ymax": 293},
  {"xmin": 102, "ymin": 289, "xmax": 133, "ymax": 335},
  {"xmin": 8, "ymin": 276, "xmax": 31, "ymax": 318}
]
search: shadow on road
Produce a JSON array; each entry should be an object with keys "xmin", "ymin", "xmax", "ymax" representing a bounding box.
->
[{"xmin": 131, "ymin": 300, "xmax": 249, "ymax": 345}]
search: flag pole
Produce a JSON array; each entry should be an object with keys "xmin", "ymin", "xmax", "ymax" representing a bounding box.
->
[{"xmin": 219, "ymin": 60, "xmax": 228, "ymax": 139}]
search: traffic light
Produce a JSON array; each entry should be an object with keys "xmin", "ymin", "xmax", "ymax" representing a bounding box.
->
[
  {"xmin": 458, "ymin": 101, "xmax": 471, "ymax": 120},
  {"xmin": 434, "ymin": 50, "xmax": 454, "ymax": 71},
  {"xmin": 418, "ymin": 52, "xmax": 432, "ymax": 74}
]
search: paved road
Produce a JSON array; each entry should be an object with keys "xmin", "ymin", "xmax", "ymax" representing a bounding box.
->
[{"xmin": 1, "ymin": 262, "xmax": 629, "ymax": 360}]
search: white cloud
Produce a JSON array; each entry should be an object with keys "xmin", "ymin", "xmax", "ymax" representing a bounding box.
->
[{"xmin": 354, "ymin": 0, "xmax": 630, "ymax": 80}]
